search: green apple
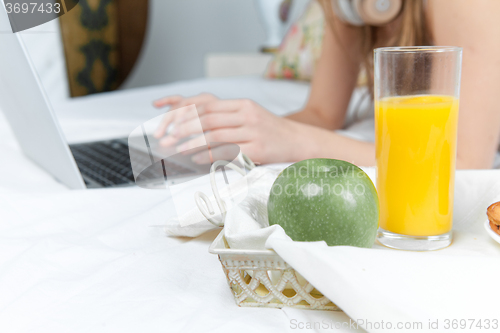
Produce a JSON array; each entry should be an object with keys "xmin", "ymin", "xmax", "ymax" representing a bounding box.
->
[{"xmin": 267, "ymin": 159, "xmax": 379, "ymax": 248}]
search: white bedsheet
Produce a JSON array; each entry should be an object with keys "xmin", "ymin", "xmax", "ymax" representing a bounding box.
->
[
  {"xmin": 2, "ymin": 76, "xmax": 497, "ymax": 333},
  {"xmin": 0, "ymin": 77, "xmax": 362, "ymax": 332}
]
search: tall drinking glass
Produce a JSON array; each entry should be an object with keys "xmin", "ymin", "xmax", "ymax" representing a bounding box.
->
[{"xmin": 374, "ymin": 46, "xmax": 462, "ymax": 251}]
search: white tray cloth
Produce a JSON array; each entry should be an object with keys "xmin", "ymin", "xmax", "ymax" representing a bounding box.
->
[
  {"xmin": 264, "ymin": 168, "xmax": 500, "ymax": 333},
  {"xmin": 214, "ymin": 162, "xmax": 500, "ymax": 332}
]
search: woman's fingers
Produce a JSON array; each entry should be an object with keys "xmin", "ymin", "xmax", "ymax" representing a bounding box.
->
[
  {"xmin": 172, "ymin": 98, "xmax": 243, "ymax": 127},
  {"xmin": 154, "ymin": 93, "xmax": 217, "ymax": 109},
  {"xmin": 158, "ymin": 135, "xmax": 179, "ymax": 147},
  {"xmin": 154, "ymin": 111, "xmax": 177, "ymax": 138},
  {"xmin": 153, "ymin": 95, "xmax": 183, "ymax": 108},
  {"xmin": 169, "ymin": 94, "xmax": 215, "ymax": 113},
  {"xmin": 156, "ymin": 105, "xmax": 203, "ymax": 140},
  {"xmin": 203, "ymin": 99, "xmax": 251, "ymax": 114},
  {"xmin": 170, "ymin": 113, "xmax": 244, "ymax": 142},
  {"xmin": 175, "ymin": 134, "xmax": 207, "ymax": 153},
  {"xmin": 154, "ymin": 93, "xmax": 219, "ymax": 138},
  {"xmin": 154, "ymin": 102, "xmax": 204, "ymax": 139},
  {"xmin": 176, "ymin": 128, "xmax": 250, "ymax": 154},
  {"xmin": 190, "ymin": 142, "xmax": 243, "ymax": 165},
  {"xmin": 157, "ymin": 99, "xmax": 247, "ymax": 143},
  {"xmin": 171, "ymin": 98, "xmax": 245, "ymax": 132},
  {"xmin": 155, "ymin": 107, "xmax": 194, "ymax": 139}
]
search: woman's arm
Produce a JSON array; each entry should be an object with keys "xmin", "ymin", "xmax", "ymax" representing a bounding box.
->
[
  {"xmin": 428, "ymin": 0, "xmax": 500, "ymax": 169},
  {"xmin": 288, "ymin": 121, "xmax": 376, "ymax": 165},
  {"xmin": 152, "ymin": 98, "xmax": 376, "ymax": 166},
  {"xmin": 298, "ymin": 0, "xmax": 500, "ymax": 168},
  {"xmin": 151, "ymin": 16, "xmax": 375, "ymax": 166},
  {"xmin": 286, "ymin": 16, "xmax": 362, "ymax": 130}
]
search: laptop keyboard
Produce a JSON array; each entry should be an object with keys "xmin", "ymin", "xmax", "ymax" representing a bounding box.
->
[
  {"xmin": 70, "ymin": 141, "xmax": 136, "ymax": 186},
  {"xmin": 70, "ymin": 140, "xmax": 193, "ymax": 187}
]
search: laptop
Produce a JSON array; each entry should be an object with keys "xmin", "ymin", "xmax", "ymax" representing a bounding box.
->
[{"xmin": 0, "ymin": 2, "xmax": 207, "ymax": 189}]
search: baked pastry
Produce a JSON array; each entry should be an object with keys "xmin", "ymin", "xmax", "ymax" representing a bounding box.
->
[{"xmin": 487, "ymin": 202, "xmax": 500, "ymax": 236}]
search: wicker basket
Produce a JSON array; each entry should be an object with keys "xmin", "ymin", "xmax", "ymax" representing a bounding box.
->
[{"xmin": 209, "ymin": 229, "xmax": 340, "ymax": 310}]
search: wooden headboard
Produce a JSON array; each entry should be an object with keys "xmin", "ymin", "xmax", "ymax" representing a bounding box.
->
[{"xmin": 59, "ymin": 0, "xmax": 148, "ymax": 97}]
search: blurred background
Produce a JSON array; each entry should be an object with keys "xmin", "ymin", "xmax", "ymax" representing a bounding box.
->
[{"xmin": 19, "ymin": 0, "xmax": 311, "ymax": 103}]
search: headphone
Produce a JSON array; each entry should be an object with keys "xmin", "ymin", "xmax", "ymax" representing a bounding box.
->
[{"xmin": 331, "ymin": 0, "xmax": 402, "ymax": 26}]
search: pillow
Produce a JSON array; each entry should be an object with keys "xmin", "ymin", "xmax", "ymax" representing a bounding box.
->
[{"xmin": 264, "ymin": 0, "xmax": 324, "ymax": 81}]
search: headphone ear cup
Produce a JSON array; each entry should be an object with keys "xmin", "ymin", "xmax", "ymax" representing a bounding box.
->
[
  {"xmin": 353, "ymin": 0, "xmax": 402, "ymax": 26},
  {"xmin": 332, "ymin": 0, "xmax": 364, "ymax": 26}
]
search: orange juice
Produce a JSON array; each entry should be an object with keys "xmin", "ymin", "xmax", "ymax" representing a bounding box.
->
[{"xmin": 375, "ymin": 95, "xmax": 459, "ymax": 236}]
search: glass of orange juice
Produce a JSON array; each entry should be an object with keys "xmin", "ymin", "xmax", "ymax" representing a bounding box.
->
[{"xmin": 375, "ymin": 46, "xmax": 462, "ymax": 251}]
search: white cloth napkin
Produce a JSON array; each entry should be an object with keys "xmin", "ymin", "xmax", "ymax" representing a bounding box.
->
[
  {"xmin": 223, "ymin": 166, "xmax": 285, "ymax": 249},
  {"xmin": 222, "ymin": 167, "xmax": 500, "ymax": 333},
  {"xmin": 165, "ymin": 165, "xmax": 283, "ymax": 238}
]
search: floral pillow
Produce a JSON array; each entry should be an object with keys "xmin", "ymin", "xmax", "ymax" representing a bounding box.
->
[{"xmin": 264, "ymin": 0, "xmax": 325, "ymax": 81}]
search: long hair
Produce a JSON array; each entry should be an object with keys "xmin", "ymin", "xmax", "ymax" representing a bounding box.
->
[{"xmin": 319, "ymin": 0, "xmax": 431, "ymax": 91}]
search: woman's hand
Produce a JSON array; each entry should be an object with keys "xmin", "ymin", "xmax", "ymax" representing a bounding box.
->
[
  {"xmin": 153, "ymin": 94, "xmax": 301, "ymax": 164},
  {"xmin": 153, "ymin": 93, "xmax": 219, "ymax": 139}
]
